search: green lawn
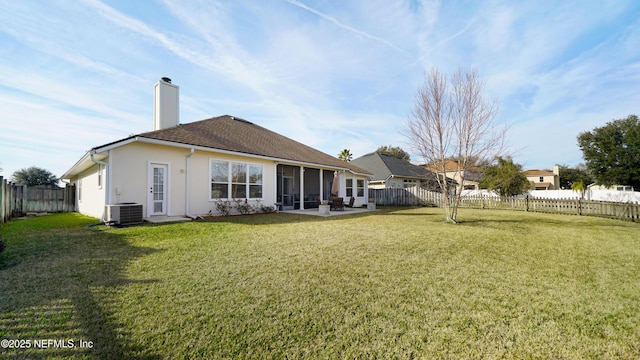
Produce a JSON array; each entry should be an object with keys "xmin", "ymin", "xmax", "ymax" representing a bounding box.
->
[{"xmin": 1, "ymin": 208, "xmax": 639, "ymax": 359}]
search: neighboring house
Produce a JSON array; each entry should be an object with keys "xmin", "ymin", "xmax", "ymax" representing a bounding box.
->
[
  {"xmin": 62, "ymin": 78, "xmax": 372, "ymax": 220},
  {"xmin": 587, "ymin": 184, "xmax": 634, "ymax": 192},
  {"xmin": 351, "ymin": 152, "xmax": 440, "ymax": 189},
  {"xmin": 423, "ymin": 160, "xmax": 482, "ymax": 192},
  {"xmin": 525, "ymin": 166, "xmax": 560, "ymax": 190}
]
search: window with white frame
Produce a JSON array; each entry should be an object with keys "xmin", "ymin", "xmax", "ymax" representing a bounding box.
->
[
  {"xmin": 210, "ymin": 161, "xmax": 229, "ymax": 199},
  {"xmin": 403, "ymin": 179, "xmax": 416, "ymax": 188},
  {"xmin": 356, "ymin": 179, "xmax": 365, "ymax": 197},
  {"xmin": 249, "ymin": 165, "xmax": 263, "ymax": 198},
  {"xmin": 97, "ymin": 165, "xmax": 103, "ymax": 188},
  {"xmin": 231, "ymin": 163, "xmax": 247, "ymax": 198},
  {"xmin": 346, "ymin": 178, "xmax": 353, "ymax": 197},
  {"xmin": 210, "ymin": 160, "xmax": 263, "ymax": 199}
]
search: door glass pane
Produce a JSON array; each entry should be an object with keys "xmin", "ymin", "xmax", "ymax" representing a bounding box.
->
[{"xmin": 154, "ymin": 168, "xmax": 164, "ymax": 201}]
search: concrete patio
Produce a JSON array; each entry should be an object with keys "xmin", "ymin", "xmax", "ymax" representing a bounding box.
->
[
  {"xmin": 281, "ymin": 207, "xmax": 377, "ymax": 217},
  {"xmin": 144, "ymin": 216, "xmax": 193, "ymax": 224}
]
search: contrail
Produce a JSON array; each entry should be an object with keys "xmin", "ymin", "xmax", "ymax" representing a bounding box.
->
[{"xmin": 285, "ymin": 0, "xmax": 413, "ymax": 58}]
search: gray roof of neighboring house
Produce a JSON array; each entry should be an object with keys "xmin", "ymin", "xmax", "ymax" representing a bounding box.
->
[
  {"xmin": 97, "ymin": 115, "xmax": 371, "ymax": 175},
  {"xmin": 351, "ymin": 152, "xmax": 436, "ymax": 182}
]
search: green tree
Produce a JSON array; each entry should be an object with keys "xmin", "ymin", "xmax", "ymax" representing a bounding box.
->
[
  {"xmin": 577, "ymin": 115, "xmax": 640, "ymax": 189},
  {"xmin": 11, "ymin": 166, "xmax": 59, "ymax": 186},
  {"xmin": 376, "ymin": 145, "xmax": 410, "ymax": 161},
  {"xmin": 558, "ymin": 164, "xmax": 593, "ymax": 190},
  {"xmin": 479, "ymin": 157, "xmax": 530, "ymax": 197},
  {"xmin": 338, "ymin": 149, "xmax": 353, "ymax": 162}
]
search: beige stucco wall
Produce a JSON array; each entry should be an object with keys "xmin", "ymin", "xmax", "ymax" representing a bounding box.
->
[
  {"xmin": 108, "ymin": 142, "xmax": 278, "ymax": 217},
  {"xmin": 72, "ymin": 141, "xmax": 369, "ymax": 218},
  {"xmin": 188, "ymin": 151, "xmax": 277, "ymax": 216},
  {"xmin": 75, "ymin": 163, "xmax": 107, "ymax": 219},
  {"xmin": 526, "ymin": 174, "xmax": 559, "ymax": 189},
  {"xmin": 109, "ymin": 142, "xmax": 187, "ymax": 217}
]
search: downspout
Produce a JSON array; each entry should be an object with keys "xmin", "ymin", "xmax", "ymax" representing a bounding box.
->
[
  {"xmin": 384, "ymin": 174, "xmax": 394, "ymax": 187},
  {"xmin": 185, "ymin": 148, "xmax": 196, "ymax": 219},
  {"xmin": 90, "ymin": 150, "xmax": 109, "ymax": 222}
]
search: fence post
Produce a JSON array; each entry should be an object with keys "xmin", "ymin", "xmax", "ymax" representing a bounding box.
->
[
  {"xmin": 577, "ymin": 198, "xmax": 582, "ymax": 216},
  {"xmin": 21, "ymin": 184, "xmax": 27, "ymax": 215},
  {"xmin": 10, "ymin": 183, "xmax": 16, "ymax": 218}
]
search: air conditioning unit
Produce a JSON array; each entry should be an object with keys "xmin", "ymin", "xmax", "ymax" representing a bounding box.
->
[{"xmin": 105, "ymin": 203, "xmax": 143, "ymax": 226}]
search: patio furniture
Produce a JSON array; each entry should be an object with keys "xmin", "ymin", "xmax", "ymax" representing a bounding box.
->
[{"xmin": 330, "ymin": 197, "xmax": 345, "ymax": 211}]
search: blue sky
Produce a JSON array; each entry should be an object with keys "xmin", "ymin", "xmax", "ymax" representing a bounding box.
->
[{"xmin": 1, "ymin": 0, "xmax": 639, "ymax": 181}]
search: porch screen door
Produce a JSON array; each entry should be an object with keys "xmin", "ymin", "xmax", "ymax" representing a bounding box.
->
[{"xmin": 148, "ymin": 163, "xmax": 168, "ymax": 216}]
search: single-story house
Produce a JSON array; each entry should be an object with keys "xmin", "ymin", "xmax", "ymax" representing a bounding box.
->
[
  {"xmin": 351, "ymin": 152, "xmax": 440, "ymax": 189},
  {"xmin": 62, "ymin": 78, "xmax": 371, "ymax": 220},
  {"xmin": 587, "ymin": 184, "xmax": 634, "ymax": 192},
  {"xmin": 524, "ymin": 166, "xmax": 560, "ymax": 190}
]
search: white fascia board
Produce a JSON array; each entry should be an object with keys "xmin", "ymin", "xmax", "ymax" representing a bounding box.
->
[{"xmin": 61, "ymin": 151, "xmax": 92, "ymax": 179}]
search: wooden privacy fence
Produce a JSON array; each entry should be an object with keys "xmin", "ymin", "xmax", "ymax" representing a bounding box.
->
[
  {"xmin": 369, "ymin": 187, "xmax": 640, "ymax": 222},
  {"xmin": 0, "ymin": 176, "xmax": 76, "ymax": 226}
]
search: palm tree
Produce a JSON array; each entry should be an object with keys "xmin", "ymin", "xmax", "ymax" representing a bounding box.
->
[
  {"xmin": 571, "ymin": 180, "xmax": 587, "ymax": 200},
  {"xmin": 338, "ymin": 149, "xmax": 353, "ymax": 162}
]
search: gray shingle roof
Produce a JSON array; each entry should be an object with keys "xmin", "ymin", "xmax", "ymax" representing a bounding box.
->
[
  {"xmin": 351, "ymin": 152, "xmax": 435, "ymax": 181},
  {"xmin": 133, "ymin": 115, "xmax": 370, "ymax": 174}
]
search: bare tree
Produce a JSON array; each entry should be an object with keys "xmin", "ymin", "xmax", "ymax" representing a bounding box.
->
[{"xmin": 405, "ymin": 68, "xmax": 506, "ymax": 223}]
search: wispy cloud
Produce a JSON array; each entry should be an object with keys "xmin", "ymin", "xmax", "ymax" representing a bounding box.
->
[
  {"xmin": 1, "ymin": 0, "xmax": 639, "ymax": 178},
  {"xmin": 285, "ymin": 0, "xmax": 413, "ymax": 58}
]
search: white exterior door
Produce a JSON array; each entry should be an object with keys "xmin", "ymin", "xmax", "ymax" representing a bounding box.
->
[{"xmin": 148, "ymin": 163, "xmax": 168, "ymax": 216}]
